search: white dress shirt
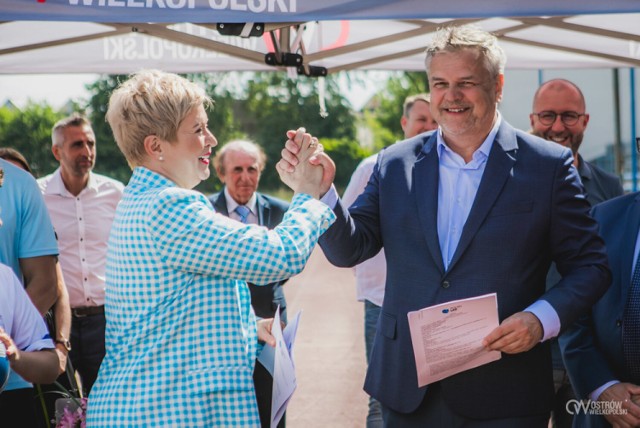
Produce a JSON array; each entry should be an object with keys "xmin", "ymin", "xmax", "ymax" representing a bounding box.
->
[
  {"xmin": 224, "ymin": 187, "xmax": 258, "ymax": 225},
  {"xmin": 38, "ymin": 169, "xmax": 123, "ymax": 308}
]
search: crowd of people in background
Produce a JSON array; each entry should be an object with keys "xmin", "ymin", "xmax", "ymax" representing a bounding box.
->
[{"xmin": 0, "ymin": 23, "xmax": 639, "ymax": 428}]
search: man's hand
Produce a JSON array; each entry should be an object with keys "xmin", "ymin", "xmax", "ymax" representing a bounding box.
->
[
  {"xmin": 482, "ymin": 311, "xmax": 543, "ymax": 354},
  {"xmin": 0, "ymin": 328, "xmax": 19, "ymax": 364},
  {"xmin": 54, "ymin": 345, "xmax": 68, "ymax": 375},
  {"xmin": 257, "ymin": 318, "xmax": 282, "ymax": 347},
  {"xmin": 277, "ymin": 127, "xmax": 335, "ymax": 198},
  {"xmin": 598, "ymin": 383, "xmax": 640, "ymax": 427}
]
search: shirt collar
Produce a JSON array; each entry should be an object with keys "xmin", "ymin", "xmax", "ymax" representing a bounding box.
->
[
  {"xmin": 223, "ymin": 187, "xmax": 257, "ymax": 215},
  {"xmin": 436, "ymin": 112, "xmax": 502, "ymax": 162},
  {"xmin": 45, "ymin": 168, "xmax": 96, "ymax": 196}
]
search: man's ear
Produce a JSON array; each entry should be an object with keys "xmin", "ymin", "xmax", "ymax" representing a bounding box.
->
[
  {"xmin": 400, "ymin": 116, "xmax": 408, "ymax": 133},
  {"xmin": 215, "ymin": 164, "xmax": 226, "ymax": 182},
  {"xmin": 495, "ymin": 74, "xmax": 505, "ymax": 103},
  {"xmin": 52, "ymin": 144, "xmax": 62, "ymax": 161}
]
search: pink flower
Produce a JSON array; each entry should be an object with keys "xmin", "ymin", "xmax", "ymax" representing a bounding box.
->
[{"xmin": 56, "ymin": 397, "xmax": 87, "ymax": 428}]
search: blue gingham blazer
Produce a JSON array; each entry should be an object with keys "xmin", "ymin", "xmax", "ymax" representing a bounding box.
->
[{"xmin": 87, "ymin": 167, "xmax": 335, "ymax": 427}]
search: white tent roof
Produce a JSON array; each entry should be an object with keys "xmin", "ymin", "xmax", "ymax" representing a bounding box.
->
[{"xmin": 1, "ymin": 1, "xmax": 640, "ymax": 74}]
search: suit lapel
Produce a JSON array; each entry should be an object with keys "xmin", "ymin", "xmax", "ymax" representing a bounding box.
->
[
  {"xmin": 415, "ymin": 134, "xmax": 445, "ymax": 275},
  {"xmin": 213, "ymin": 192, "xmax": 229, "ymax": 216},
  {"xmin": 256, "ymin": 193, "xmax": 269, "ymax": 227},
  {"xmin": 446, "ymin": 122, "xmax": 518, "ymax": 273}
]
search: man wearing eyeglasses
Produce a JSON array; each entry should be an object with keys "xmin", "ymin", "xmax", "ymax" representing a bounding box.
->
[
  {"xmin": 530, "ymin": 79, "xmax": 623, "ymax": 205},
  {"xmin": 530, "ymin": 78, "xmax": 623, "ymax": 428}
]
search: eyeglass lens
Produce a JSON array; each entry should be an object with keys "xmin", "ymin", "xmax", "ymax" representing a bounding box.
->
[{"xmin": 536, "ymin": 111, "xmax": 582, "ymax": 126}]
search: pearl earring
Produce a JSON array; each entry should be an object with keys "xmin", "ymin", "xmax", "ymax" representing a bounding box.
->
[{"xmin": 159, "ymin": 155, "xmax": 164, "ymax": 161}]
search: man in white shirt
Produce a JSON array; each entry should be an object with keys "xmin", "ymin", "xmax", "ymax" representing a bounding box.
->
[
  {"xmin": 341, "ymin": 93, "xmax": 437, "ymax": 428},
  {"xmin": 38, "ymin": 114, "xmax": 124, "ymax": 394}
]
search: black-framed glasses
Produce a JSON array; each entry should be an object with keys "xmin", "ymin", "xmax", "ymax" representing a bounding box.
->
[{"xmin": 532, "ymin": 111, "xmax": 585, "ymax": 126}]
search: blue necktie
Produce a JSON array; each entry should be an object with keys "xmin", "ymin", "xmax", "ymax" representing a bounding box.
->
[
  {"xmin": 623, "ymin": 251, "xmax": 640, "ymax": 382},
  {"xmin": 235, "ymin": 205, "xmax": 250, "ymax": 224}
]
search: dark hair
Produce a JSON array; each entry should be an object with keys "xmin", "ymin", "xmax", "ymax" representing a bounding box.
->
[{"xmin": 0, "ymin": 147, "xmax": 32, "ymax": 174}]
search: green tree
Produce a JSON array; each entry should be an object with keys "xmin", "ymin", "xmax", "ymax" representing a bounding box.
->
[
  {"xmin": 321, "ymin": 137, "xmax": 371, "ymax": 195},
  {"xmin": 367, "ymin": 71, "xmax": 429, "ymax": 150},
  {"xmin": 0, "ymin": 102, "xmax": 63, "ymax": 177},
  {"xmin": 85, "ymin": 75, "xmax": 131, "ymax": 184},
  {"xmin": 233, "ymin": 72, "xmax": 357, "ymax": 192}
]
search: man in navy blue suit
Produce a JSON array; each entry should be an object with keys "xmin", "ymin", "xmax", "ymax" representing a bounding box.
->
[
  {"xmin": 530, "ymin": 78, "xmax": 624, "ymax": 428},
  {"xmin": 209, "ymin": 139, "xmax": 289, "ymax": 428},
  {"xmin": 560, "ymin": 194, "xmax": 640, "ymax": 427},
  {"xmin": 279, "ymin": 25, "xmax": 610, "ymax": 427},
  {"xmin": 530, "ymin": 79, "xmax": 623, "ymax": 206}
]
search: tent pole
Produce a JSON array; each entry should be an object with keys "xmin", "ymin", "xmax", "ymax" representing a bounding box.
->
[
  {"xmin": 537, "ymin": 69, "xmax": 544, "ymax": 86},
  {"xmin": 631, "ymin": 67, "xmax": 638, "ymax": 192},
  {"xmin": 613, "ymin": 69, "xmax": 623, "ymax": 178}
]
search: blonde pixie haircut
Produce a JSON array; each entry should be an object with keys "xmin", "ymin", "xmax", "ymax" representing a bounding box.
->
[
  {"xmin": 424, "ymin": 25, "xmax": 506, "ymax": 80},
  {"xmin": 106, "ymin": 69, "xmax": 212, "ymax": 167}
]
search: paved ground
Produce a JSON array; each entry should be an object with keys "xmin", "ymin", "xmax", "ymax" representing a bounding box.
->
[{"xmin": 283, "ymin": 247, "xmax": 369, "ymax": 428}]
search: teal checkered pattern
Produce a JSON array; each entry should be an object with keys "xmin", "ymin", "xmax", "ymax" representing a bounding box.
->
[{"xmin": 86, "ymin": 167, "xmax": 335, "ymax": 427}]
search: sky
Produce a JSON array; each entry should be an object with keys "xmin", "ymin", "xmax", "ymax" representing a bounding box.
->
[{"xmin": 0, "ymin": 74, "xmax": 100, "ymax": 109}]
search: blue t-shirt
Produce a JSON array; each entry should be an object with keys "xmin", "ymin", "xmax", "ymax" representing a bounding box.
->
[
  {"xmin": 0, "ymin": 159, "xmax": 58, "ymax": 277},
  {"xmin": 0, "ymin": 158, "xmax": 58, "ymax": 390}
]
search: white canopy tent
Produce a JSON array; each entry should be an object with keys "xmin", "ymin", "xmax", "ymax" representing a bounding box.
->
[
  {"xmin": 2, "ymin": 15, "xmax": 640, "ymax": 75},
  {"xmin": 1, "ymin": 1, "xmax": 640, "ymax": 74}
]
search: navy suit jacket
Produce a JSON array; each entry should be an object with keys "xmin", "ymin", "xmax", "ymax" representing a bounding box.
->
[
  {"xmin": 560, "ymin": 192, "xmax": 640, "ymax": 428},
  {"xmin": 579, "ymin": 155, "xmax": 624, "ymax": 206},
  {"xmin": 208, "ymin": 190, "xmax": 290, "ymax": 319},
  {"xmin": 319, "ymin": 120, "xmax": 611, "ymax": 419}
]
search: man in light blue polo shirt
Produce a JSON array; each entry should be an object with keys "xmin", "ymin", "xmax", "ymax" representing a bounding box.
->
[{"xmin": 0, "ymin": 158, "xmax": 59, "ymax": 427}]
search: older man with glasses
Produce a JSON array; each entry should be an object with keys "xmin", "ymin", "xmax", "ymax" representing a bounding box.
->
[{"xmin": 530, "ymin": 78, "xmax": 624, "ymax": 428}]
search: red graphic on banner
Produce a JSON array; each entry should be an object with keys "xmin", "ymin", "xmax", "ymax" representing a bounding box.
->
[
  {"xmin": 263, "ymin": 21, "xmax": 350, "ymax": 53},
  {"xmin": 322, "ymin": 21, "xmax": 350, "ymax": 51}
]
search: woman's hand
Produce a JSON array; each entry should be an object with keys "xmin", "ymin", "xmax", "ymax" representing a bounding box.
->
[{"xmin": 0, "ymin": 328, "xmax": 20, "ymax": 363}]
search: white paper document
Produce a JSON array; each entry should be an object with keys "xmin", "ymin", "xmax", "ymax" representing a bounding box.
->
[
  {"xmin": 407, "ymin": 293, "xmax": 501, "ymax": 387},
  {"xmin": 256, "ymin": 308, "xmax": 301, "ymax": 428}
]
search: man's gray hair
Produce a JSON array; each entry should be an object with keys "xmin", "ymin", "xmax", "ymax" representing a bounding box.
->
[
  {"xmin": 424, "ymin": 25, "xmax": 506, "ymax": 78},
  {"xmin": 51, "ymin": 114, "xmax": 92, "ymax": 147}
]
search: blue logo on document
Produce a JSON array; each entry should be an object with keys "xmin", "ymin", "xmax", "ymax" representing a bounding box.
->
[{"xmin": 442, "ymin": 309, "xmax": 449, "ymax": 314}]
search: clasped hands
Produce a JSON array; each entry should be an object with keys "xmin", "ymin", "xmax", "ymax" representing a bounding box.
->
[{"xmin": 276, "ymin": 127, "xmax": 335, "ymax": 199}]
